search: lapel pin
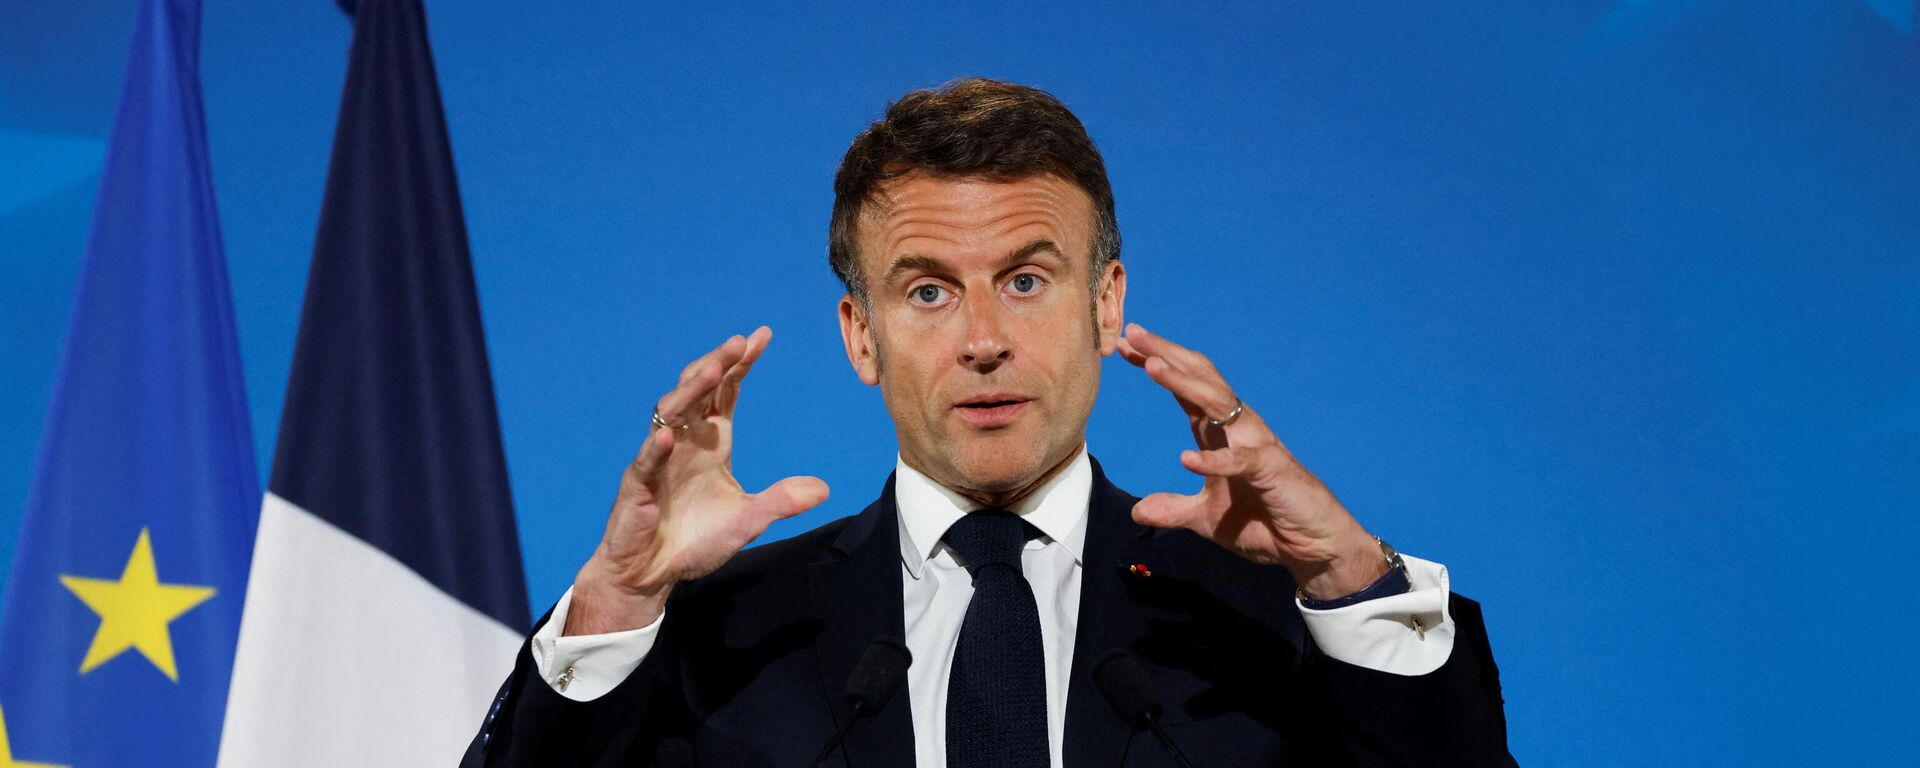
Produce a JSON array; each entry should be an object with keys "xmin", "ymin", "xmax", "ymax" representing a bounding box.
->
[{"xmin": 1125, "ymin": 563, "xmax": 1151, "ymax": 578}]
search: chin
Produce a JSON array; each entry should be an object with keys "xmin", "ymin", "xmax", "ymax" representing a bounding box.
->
[{"xmin": 945, "ymin": 436, "xmax": 1053, "ymax": 494}]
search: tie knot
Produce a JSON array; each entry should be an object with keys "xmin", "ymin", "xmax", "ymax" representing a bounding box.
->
[{"xmin": 942, "ymin": 510, "xmax": 1039, "ymax": 576}]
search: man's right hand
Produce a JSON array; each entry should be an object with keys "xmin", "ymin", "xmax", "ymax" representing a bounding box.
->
[{"xmin": 564, "ymin": 326, "xmax": 830, "ymax": 636}]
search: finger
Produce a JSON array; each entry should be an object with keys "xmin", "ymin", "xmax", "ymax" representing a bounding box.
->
[
  {"xmin": 628, "ymin": 425, "xmax": 677, "ymax": 482},
  {"xmin": 1131, "ymin": 492, "xmax": 1215, "ymax": 537},
  {"xmin": 715, "ymin": 326, "xmax": 772, "ymax": 416},
  {"xmin": 678, "ymin": 333, "xmax": 749, "ymax": 385},
  {"xmin": 1114, "ymin": 334, "xmax": 1151, "ymax": 368},
  {"xmin": 746, "ymin": 475, "xmax": 831, "ymax": 523},
  {"xmin": 1143, "ymin": 355, "xmax": 1239, "ymax": 419},
  {"xmin": 656, "ymin": 360, "xmax": 726, "ymax": 428},
  {"xmin": 658, "ymin": 335, "xmax": 749, "ymax": 425},
  {"xmin": 1125, "ymin": 323, "xmax": 1217, "ymax": 375},
  {"xmin": 1180, "ymin": 446, "xmax": 1264, "ymax": 479}
]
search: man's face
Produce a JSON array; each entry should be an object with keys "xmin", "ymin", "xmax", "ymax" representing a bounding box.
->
[{"xmin": 838, "ymin": 172, "xmax": 1126, "ymax": 501}]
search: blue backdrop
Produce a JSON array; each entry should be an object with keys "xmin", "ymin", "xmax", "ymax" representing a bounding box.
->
[{"xmin": 3, "ymin": 1, "xmax": 1915, "ymax": 764}]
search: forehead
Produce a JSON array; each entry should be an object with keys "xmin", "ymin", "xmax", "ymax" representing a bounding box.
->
[{"xmin": 856, "ymin": 173, "xmax": 1095, "ymax": 268}]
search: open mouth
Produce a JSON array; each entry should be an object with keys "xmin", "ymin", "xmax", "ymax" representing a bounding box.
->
[{"xmin": 954, "ymin": 396, "xmax": 1031, "ymax": 428}]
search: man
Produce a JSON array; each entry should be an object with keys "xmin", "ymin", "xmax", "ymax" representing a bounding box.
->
[{"xmin": 463, "ymin": 78, "xmax": 1514, "ymax": 767}]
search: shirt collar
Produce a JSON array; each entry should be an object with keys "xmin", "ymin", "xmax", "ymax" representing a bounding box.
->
[{"xmin": 894, "ymin": 446, "xmax": 1091, "ymax": 579}]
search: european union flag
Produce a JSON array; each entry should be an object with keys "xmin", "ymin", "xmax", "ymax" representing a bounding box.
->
[{"xmin": 0, "ymin": 0, "xmax": 258, "ymax": 765}]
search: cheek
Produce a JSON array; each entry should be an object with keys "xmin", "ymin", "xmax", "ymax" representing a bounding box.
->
[
  {"xmin": 1054, "ymin": 336, "xmax": 1106, "ymax": 406},
  {"xmin": 1035, "ymin": 307, "xmax": 1100, "ymax": 368},
  {"xmin": 872, "ymin": 338, "xmax": 943, "ymax": 413}
]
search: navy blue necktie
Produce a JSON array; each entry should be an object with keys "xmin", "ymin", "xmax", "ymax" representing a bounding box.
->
[{"xmin": 943, "ymin": 510, "xmax": 1049, "ymax": 768}]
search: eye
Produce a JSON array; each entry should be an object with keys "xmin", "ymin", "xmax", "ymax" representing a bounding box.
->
[
  {"xmin": 910, "ymin": 284, "xmax": 948, "ymax": 305},
  {"xmin": 1009, "ymin": 274, "xmax": 1041, "ymax": 294}
]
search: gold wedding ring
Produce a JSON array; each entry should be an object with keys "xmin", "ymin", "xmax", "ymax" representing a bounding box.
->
[{"xmin": 651, "ymin": 407, "xmax": 689, "ymax": 432}]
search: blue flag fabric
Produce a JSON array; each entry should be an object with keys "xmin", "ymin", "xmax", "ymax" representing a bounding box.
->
[
  {"xmin": 216, "ymin": 0, "xmax": 527, "ymax": 762},
  {"xmin": 267, "ymin": 0, "xmax": 528, "ymax": 626},
  {"xmin": 0, "ymin": 0, "xmax": 258, "ymax": 765}
]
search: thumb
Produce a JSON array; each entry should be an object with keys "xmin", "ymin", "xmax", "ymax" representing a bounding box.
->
[
  {"xmin": 747, "ymin": 476, "xmax": 830, "ymax": 522},
  {"xmin": 1132, "ymin": 491, "xmax": 1207, "ymax": 534}
]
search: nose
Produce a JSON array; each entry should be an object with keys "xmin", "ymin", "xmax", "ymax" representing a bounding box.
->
[{"xmin": 958, "ymin": 289, "xmax": 1012, "ymax": 372}]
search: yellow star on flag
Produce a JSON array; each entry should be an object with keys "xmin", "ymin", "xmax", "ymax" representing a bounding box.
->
[
  {"xmin": 0, "ymin": 704, "xmax": 67, "ymax": 768},
  {"xmin": 58, "ymin": 528, "xmax": 216, "ymax": 682}
]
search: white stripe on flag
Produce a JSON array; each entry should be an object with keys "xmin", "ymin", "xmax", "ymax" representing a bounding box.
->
[{"xmin": 218, "ymin": 492, "xmax": 521, "ymax": 767}]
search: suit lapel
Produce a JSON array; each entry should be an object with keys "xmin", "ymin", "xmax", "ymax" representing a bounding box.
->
[
  {"xmin": 809, "ymin": 474, "xmax": 916, "ymax": 766},
  {"xmin": 1064, "ymin": 458, "xmax": 1160, "ymax": 768},
  {"xmin": 804, "ymin": 461, "xmax": 1169, "ymax": 767}
]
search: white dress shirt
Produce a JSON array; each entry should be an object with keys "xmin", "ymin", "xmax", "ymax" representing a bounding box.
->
[{"xmin": 530, "ymin": 447, "xmax": 1455, "ymax": 768}]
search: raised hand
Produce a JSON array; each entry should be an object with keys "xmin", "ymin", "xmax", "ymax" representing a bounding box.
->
[
  {"xmin": 1114, "ymin": 323, "xmax": 1387, "ymax": 599},
  {"xmin": 565, "ymin": 326, "xmax": 830, "ymax": 635}
]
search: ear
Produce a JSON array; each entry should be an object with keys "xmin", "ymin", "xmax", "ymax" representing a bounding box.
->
[
  {"xmin": 1095, "ymin": 259, "xmax": 1127, "ymax": 356},
  {"xmin": 839, "ymin": 294, "xmax": 881, "ymax": 385}
]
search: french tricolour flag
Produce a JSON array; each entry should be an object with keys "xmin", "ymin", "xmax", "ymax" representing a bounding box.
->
[{"xmin": 217, "ymin": 0, "xmax": 529, "ymax": 764}]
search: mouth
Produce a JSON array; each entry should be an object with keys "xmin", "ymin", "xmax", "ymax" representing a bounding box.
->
[{"xmin": 952, "ymin": 394, "xmax": 1032, "ymax": 429}]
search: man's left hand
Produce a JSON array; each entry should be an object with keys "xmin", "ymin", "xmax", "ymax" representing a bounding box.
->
[{"xmin": 1115, "ymin": 323, "xmax": 1387, "ymax": 600}]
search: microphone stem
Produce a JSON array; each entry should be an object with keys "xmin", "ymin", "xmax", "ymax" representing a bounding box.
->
[
  {"xmin": 812, "ymin": 702, "xmax": 867, "ymax": 767},
  {"xmin": 1145, "ymin": 715, "xmax": 1196, "ymax": 768}
]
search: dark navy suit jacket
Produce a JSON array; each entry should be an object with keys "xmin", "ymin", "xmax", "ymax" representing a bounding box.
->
[{"xmin": 462, "ymin": 458, "xmax": 1516, "ymax": 766}]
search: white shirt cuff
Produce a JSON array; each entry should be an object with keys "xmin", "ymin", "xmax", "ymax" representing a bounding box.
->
[
  {"xmin": 529, "ymin": 586, "xmax": 664, "ymax": 702},
  {"xmin": 1296, "ymin": 553, "xmax": 1455, "ymax": 676}
]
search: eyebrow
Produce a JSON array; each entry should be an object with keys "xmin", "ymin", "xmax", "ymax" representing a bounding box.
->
[{"xmin": 882, "ymin": 238, "xmax": 1066, "ymax": 286}]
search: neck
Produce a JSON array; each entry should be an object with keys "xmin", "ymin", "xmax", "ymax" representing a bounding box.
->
[{"xmin": 909, "ymin": 444, "xmax": 1084, "ymax": 511}]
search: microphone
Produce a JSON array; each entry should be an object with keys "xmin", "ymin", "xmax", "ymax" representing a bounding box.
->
[
  {"xmin": 1095, "ymin": 650, "xmax": 1196, "ymax": 768},
  {"xmin": 814, "ymin": 636, "xmax": 913, "ymax": 767}
]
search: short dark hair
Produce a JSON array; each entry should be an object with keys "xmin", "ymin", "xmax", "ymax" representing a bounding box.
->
[{"xmin": 829, "ymin": 78, "xmax": 1120, "ymax": 306}]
